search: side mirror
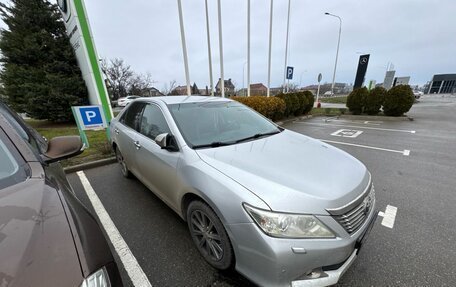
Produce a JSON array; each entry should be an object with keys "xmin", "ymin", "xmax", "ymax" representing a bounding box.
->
[
  {"xmin": 154, "ymin": 133, "xmax": 179, "ymax": 152},
  {"xmin": 41, "ymin": 136, "xmax": 84, "ymax": 164}
]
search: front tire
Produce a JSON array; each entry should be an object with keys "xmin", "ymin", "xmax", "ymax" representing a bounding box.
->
[
  {"xmin": 187, "ymin": 201, "xmax": 234, "ymax": 270},
  {"xmin": 115, "ymin": 148, "xmax": 131, "ymax": 178}
]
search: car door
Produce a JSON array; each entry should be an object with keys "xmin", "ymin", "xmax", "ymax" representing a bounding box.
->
[
  {"xmin": 114, "ymin": 102, "xmax": 145, "ymax": 176},
  {"xmin": 134, "ymin": 103, "xmax": 180, "ymax": 209}
]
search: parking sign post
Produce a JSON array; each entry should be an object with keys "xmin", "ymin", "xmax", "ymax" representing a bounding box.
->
[{"xmin": 71, "ymin": 105, "xmax": 107, "ymax": 148}]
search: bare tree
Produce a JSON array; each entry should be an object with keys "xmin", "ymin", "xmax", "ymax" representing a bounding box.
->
[
  {"xmin": 101, "ymin": 58, "xmax": 134, "ymax": 100},
  {"xmin": 162, "ymin": 80, "xmax": 177, "ymax": 95},
  {"xmin": 101, "ymin": 58, "xmax": 157, "ymax": 99},
  {"xmin": 129, "ymin": 72, "xmax": 156, "ymax": 96}
]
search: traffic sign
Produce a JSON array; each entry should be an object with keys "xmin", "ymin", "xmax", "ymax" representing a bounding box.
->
[
  {"xmin": 71, "ymin": 105, "xmax": 107, "ymax": 148},
  {"xmin": 286, "ymin": 66, "xmax": 294, "ymax": 80},
  {"xmin": 318, "ymin": 73, "xmax": 322, "ymax": 83},
  {"xmin": 73, "ymin": 106, "xmax": 107, "ymax": 130}
]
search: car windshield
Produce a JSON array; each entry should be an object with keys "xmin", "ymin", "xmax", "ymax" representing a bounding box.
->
[{"xmin": 168, "ymin": 100, "xmax": 281, "ymax": 148}]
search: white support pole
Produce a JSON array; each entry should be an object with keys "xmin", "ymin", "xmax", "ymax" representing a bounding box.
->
[
  {"xmin": 204, "ymin": 0, "xmax": 214, "ymax": 96},
  {"xmin": 267, "ymin": 0, "xmax": 274, "ymax": 97},
  {"xmin": 177, "ymin": 0, "xmax": 191, "ymax": 96},
  {"xmin": 283, "ymin": 0, "xmax": 291, "ymax": 93},
  {"xmin": 325, "ymin": 13, "xmax": 342, "ymax": 97},
  {"xmin": 247, "ymin": 0, "xmax": 251, "ymax": 97},
  {"xmin": 217, "ymin": 0, "xmax": 225, "ymax": 98}
]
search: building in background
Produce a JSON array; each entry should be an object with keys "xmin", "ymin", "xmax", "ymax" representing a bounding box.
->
[
  {"xmin": 215, "ymin": 78, "xmax": 236, "ymax": 96},
  {"xmin": 393, "ymin": 76, "xmax": 410, "ymax": 87},
  {"xmin": 427, "ymin": 74, "xmax": 456, "ymax": 94},
  {"xmin": 383, "ymin": 70, "xmax": 396, "ymax": 90}
]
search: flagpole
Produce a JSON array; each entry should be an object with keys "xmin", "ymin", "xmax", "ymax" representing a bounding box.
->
[
  {"xmin": 267, "ymin": 0, "xmax": 274, "ymax": 97},
  {"xmin": 217, "ymin": 0, "xmax": 225, "ymax": 98},
  {"xmin": 247, "ymin": 0, "xmax": 251, "ymax": 97},
  {"xmin": 283, "ymin": 0, "xmax": 291, "ymax": 93},
  {"xmin": 204, "ymin": 0, "xmax": 214, "ymax": 96},
  {"xmin": 177, "ymin": 0, "xmax": 191, "ymax": 96}
]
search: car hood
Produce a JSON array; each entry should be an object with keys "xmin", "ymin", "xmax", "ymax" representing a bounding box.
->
[
  {"xmin": 196, "ymin": 130, "xmax": 370, "ymax": 214},
  {"xmin": 0, "ymin": 178, "xmax": 82, "ymax": 287}
]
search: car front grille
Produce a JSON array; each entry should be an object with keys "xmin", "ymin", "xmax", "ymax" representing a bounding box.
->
[{"xmin": 327, "ymin": 184, "xmax": 375, "ymax": 235}]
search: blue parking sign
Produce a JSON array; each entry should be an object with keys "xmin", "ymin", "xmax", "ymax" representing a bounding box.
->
[
  {"xmin": 80, "ymin": 107, "xmax": 103, "ymax": 126},
  {"xmin": 72, "ymin": 105, "xmax": 107, "ymax": 131},
  {"xmin": 286, "ymin": 66, "xmax": 294, "ymax": 80}
]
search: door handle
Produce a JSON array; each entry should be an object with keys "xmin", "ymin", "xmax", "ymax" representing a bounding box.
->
[
  {"xmin": 114, "ymin": 128, "xmax": 120, "ymax": 135},
  {"xmin": 133, "ymin": 141, "xmax": 141, "ymax": 149}
]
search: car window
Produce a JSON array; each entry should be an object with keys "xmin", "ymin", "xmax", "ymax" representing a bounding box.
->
[
  {"xmin": 139, "ymin": 104, "xmax": 171, "ymax": 140},
  {"xmin": 168, "ymin": 101, "xmax": 279, "ymax": 147},
  {"xmin": 0, "ymin": 129, "xmax": 28, "ymax": 189},
  {"xmin": 120, "ymin": 102, "xmax": 145, "ymax": 131},
  {"xmin": 0, "ymin": 102, "xmax": 47, "ymax": 154}
]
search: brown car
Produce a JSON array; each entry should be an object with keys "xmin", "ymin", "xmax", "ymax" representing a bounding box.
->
[{"xmin": 0, "ymin": 101, "xmax": 123, "ymax": 287}]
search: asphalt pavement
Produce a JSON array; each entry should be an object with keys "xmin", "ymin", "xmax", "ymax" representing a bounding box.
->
[{"xmin": 67, "ymin": 95, "xmax": 456, "ymax": 286}]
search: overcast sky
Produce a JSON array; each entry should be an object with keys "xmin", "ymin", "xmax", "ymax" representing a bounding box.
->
[{"xmin": 3, "ymin": 0, "xmax": 456, "ymax": 90}]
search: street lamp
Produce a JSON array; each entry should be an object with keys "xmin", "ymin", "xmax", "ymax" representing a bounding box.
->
[{"xmin": 325, "ymin": 12, "xmax": 342, "ymax": 97}]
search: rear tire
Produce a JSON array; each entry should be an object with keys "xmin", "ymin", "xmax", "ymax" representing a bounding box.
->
[
  {"xmin": 115, "ymin": 148, "xmax": 131, "ymax": 178},
  {"xmin": 187, "ymin": 201, "xmax": 234, "ymax": 270}
]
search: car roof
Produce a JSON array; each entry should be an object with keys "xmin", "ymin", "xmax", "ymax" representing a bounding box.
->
[{"xmin": 139, "ymin": 95, "xmax": 232, "ymax": 105}]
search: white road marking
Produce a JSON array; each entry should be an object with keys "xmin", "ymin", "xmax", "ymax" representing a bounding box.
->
[
  {"xmin": 331, "ymin": 129, "xmax": 363, "ymax": 138},
  {"xmin": 378, "ymin": 205, "xmax": 398, "ymax": 228},
  {"xmin": 320, "ymin": 139, "xmax": 411, "ymax": 156},
  {"xmin": 76, "ymin": 171, "xmax": 152, "ymax": 287},
  {"xmin": 295, "ymin": 121, "xmax": 416, "ymax": 134}
]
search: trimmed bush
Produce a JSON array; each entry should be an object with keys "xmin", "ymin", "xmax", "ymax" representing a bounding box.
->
[
  {"xmin": 346, "ymin": 87, "xmax": 368, "ymax": 115},
  {"xmin": 383, "ymin": 85, "xmax": 414, "ymax": 116},
  {"xmin": 294, "ymin": 92, "xmax": 309, "ymax": 116},
  {"xmin": 231, "ymin": 96, "xmax": 286, "ymax": 121},
  {"xmin": 278, "ymin": 92, "xmax": 313, "ymax": 117},
  {"xmin": 303, "ymin": 91, "xmax": 315, "ymax": 114},
  {"xmin": 365, "ymin": 87, "xmax": 387, "ymax": 115}
]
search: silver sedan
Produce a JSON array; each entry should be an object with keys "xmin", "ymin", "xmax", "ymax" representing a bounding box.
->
[{"xmin": 109, "ymin": 96, "xmax": 377, "ymax": 287}]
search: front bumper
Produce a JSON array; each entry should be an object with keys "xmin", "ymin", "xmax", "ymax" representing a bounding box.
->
[{"xmin": 227, "ymin": 203, "xmax": 377, "ymax": 287}]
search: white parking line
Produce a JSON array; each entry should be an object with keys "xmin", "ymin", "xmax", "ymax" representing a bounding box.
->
[
  {"xmin": 295, "ymin": 122, "xmax": 416, "ymax": 134},
  {"xmin": 378, "ymin": 205, "xmax": 398, "ymax": 228},
  {"xmin": 320, "ymin": 139, "xmax": 411, "ymax": 156},
  {"xmin": 324, "ymin": 118, "xmax": 383, "ymax": 126},
  {"xmin": 76, "ymin": 171, "xmax": 152, "ymax": 287}
]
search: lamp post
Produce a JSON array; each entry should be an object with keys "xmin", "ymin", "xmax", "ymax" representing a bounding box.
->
[{"xmin": 325, "ymin": 12, "xmax": 342, "ymax": 97}]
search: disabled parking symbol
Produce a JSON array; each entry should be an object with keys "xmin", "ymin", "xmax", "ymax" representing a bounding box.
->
[{"xmin": 331, "ymin": 129, "xmax": 363, "ymax": 138}]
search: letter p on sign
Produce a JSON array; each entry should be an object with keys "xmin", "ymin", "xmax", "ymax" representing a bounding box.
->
[{"xmin": 72, "ymin": 106, "xmax": 107, "ymax": 131}]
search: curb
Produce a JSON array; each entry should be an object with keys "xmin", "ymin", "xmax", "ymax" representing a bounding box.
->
[
  {"xmin": 64, "ymin": 156, "xmax": 117, "ymax": 174},
  {"xmin": 337, "ymin": 114, "xmax": 414, "ymax": 121},
  {"xmin": 275, "ymin": 115, "xmax": 312, "ymax": 126}
]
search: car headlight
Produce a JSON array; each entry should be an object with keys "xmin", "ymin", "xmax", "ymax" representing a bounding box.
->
[
  {"xmin": 80, "ymin": 267, "xmax": 111, "ymax": 287},
  {"xmin": 243, "ymin": 204, "xmax": 335, "ymax": 238}
]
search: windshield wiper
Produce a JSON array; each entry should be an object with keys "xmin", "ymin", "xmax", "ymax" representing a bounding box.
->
[
  {"xmin": 235, "ymin": 130, "xmax": 281, "ymax": 144},
  {"xmin": 192, "ymin": 141, "xmax": 235, "ymax": 149}
]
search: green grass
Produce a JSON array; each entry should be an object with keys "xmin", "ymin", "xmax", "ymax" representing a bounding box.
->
[
  {"xmin": 319, "ymin": 96, "xmax": 348, "ymax": 104},
  {"xmin": 310, "ymin": 107, "xmax": 347, "ymax": 117},
  {"xmin": 26, "ymin": 120, "xmax": 114, "ymax": 167}
]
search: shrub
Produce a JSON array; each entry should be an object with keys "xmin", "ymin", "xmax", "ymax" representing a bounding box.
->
[
  {"xmin": 302, "ymin": 91, "xmax": 315, "ymax": 114},
  {"xmin": 294, "ymin": 92, "xmax": 309, "ymax": 116},
  {"xmin": 365, "ymin": 87, "xmax": 387, "ymax": 115},
  {"xmin": 383, "ymin": 85, "xmax": 414, "ymax": 116},
  {"xmin": 277, "ymin": 93, "xmax": 300, "ymax": 117},
  {"xmin": 231, "ymin": 96, "xmax": 286, "ymax": 121},
  {"xmin": 346, "ymin": 87, "xmax": 368, "ymax": 115}
]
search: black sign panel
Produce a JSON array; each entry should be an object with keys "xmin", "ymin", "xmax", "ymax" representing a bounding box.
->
[{"xmin": 354, "ymin": 54, "xmax": 370, "ymax": 89}]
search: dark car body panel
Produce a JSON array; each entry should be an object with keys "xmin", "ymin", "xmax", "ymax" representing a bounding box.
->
[{"xmin": 0, "ymin": 102, "xmax": 122, "ymax": 286}]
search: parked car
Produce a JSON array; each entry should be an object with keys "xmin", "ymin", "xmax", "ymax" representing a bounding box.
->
[
  {"xmin": 110, "ymin": 96, "xmax": 377, "ymax": 287},
  {"xmin": 414, "ymin": 91, "xmax": 423, "ymax": 100},
  {"xmin": 0, "ymin": 101, "xmax": 123, "ymax": 287},
  {"xmin": 117, "ymin": 95, "xmax": 140, "ymax": 107}
]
